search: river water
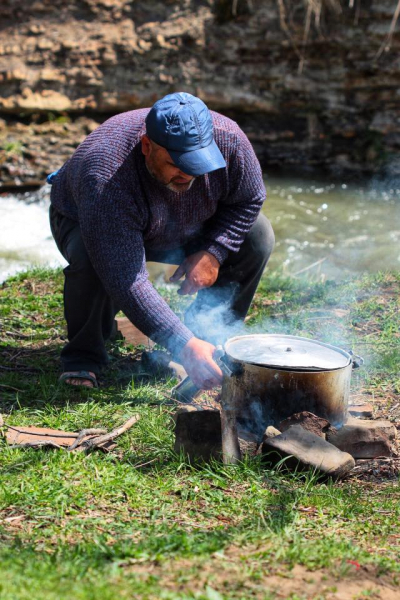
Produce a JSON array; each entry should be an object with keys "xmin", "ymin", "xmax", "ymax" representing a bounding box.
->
[{"xmin": 1, "ymin": 177, "xmax": 399, "ymax": 283}]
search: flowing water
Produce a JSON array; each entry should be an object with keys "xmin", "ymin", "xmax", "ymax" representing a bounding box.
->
[{"xmin": 1, "ymin": 176, "xmax": 399, "ymax": 283}]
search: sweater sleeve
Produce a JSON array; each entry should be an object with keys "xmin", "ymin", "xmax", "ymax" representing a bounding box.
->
[
  {"xmin": 77, "ymin": 178, "xmax": 194, "ymax": 356},
  {"xmin": 201, "ymin": 131, "xmax": 266, "ymax": 264}
]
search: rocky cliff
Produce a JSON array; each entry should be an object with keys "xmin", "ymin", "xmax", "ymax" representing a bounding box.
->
[{"xmin": 0, "ymin": 0, "xmax": 399, "ymax": 188}]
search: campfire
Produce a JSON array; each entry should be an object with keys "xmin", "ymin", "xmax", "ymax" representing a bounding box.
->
[{"xmin": 146, "ymin": 334, "xmax": 398, "ymax": 478}]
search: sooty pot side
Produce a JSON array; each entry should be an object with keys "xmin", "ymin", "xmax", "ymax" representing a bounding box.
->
[{"xmin": 221, "ymin": 361, "xmax": 352, "ymax": 440}]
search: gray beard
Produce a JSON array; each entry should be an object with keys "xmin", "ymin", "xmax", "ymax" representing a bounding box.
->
[
  {"xmin": 166, "ymin": 178, "xmax": 195, "ymax": 193},
  {"xmin": 146, "ymin": 163, "xmax": 195, "ymax": 193}
]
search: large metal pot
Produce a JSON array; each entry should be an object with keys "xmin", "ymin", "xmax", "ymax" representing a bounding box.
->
[{"xmin": 219, "ymin": 334, "xmax": 362, "ymax": 438}]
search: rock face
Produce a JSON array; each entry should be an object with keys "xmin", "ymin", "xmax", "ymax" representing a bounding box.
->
[
  {"xmin": 1, "ymin": 0, "xmax": 400, "ymax": 187},
  {"xmin": 326, "ymin": 417, "xmax": 397, "ymax": 458},
  {"xmin": 261, "ymin": 424, "xmax": 355, "ymax": 478}
]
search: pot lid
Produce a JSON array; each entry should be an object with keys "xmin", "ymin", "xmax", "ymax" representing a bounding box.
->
[{"xmin": 224, "ymin": 334, "xmax": 351, "ymax": 371}]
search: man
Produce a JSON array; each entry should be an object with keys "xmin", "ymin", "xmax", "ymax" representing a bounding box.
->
[{"xmin": 49, "ymin": 92, "xmax": 274, "ymax": 389}]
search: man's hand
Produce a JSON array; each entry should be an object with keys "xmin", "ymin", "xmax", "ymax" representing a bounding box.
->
[
  {"xmin": 181, "ymin": 337, "xmax": 223, "ymax": 390},
  {"xmin": 170, "ymin": 250, "xmax": 220, "ymax": 296}
]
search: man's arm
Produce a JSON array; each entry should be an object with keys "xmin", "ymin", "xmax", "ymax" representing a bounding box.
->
[
  {"xmin": 201, "ymin": 129, "xmax": 266, "ymax": 265},
  {"xmin": 78, "ymin": 178, "xmax": 194, "ymax": 354},
  {"xmin": 77, "ymin": 178, "xmax": 222, "ymax": 387}
]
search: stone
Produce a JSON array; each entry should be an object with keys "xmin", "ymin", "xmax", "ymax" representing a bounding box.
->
[
  {"xmin": 13, "ymin": 89, "xmax": 72, "ymax": 112},
  {"xmin": 348, "ymin": 403, "xmax": 373, "ymax": 419},
  {"xmin": 279, "ymin": 411, "xmax": 332, "ymax": 439},
  {"xmin": 264, "ymin": 426, "xmax": 281, "ymax": 439},
  {"xmin": 173, "ymin": 407, "xmax": 222, "ymax": 462},
  {"xmin": 261, "ymin": 424, "xmax": 355, "ymax": 478},
  {"xmin": 238, "ymin": 437, "xmax": 259, "ymax": 456},
  {"xmin": 326, "ymin": 417, "xmax": 396, "ymax": 459}
]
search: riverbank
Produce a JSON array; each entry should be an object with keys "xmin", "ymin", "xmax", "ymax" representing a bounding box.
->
[{"xmin": 0, "ymin": 268, "xmax": 399, "ymax": 599}]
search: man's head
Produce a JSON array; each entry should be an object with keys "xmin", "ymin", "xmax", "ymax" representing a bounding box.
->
[
  {"xmin": 141, "ymin": 136, "xmax": 196, "ymax": 193},
  {"xmin": 142, "ymin": 92, "xmax": 226, "ymax": 193}
]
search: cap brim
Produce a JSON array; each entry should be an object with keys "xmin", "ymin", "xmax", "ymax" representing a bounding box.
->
[{"xmin": 168, "ymin": 139, "xmax": 226, "ymax": 177}]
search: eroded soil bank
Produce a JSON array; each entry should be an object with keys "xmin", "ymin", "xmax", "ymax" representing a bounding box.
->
[{"xmin": 1, "ymin": 0, "xmax": 400, "ymax": 189}]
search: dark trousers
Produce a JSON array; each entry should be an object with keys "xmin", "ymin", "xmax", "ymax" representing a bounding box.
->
[{"xmin": 50, "ymin": 205, "xmax": 275, "ymax": 374}]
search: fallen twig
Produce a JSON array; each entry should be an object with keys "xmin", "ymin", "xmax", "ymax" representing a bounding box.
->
[
  {"xmin": 292, "ymin": 257, "xmax": 327, "ymax": 277},
  {"xmin": 0, "ymin": 384, "xmax": 24, "ymax": 393},
  {"xmin": 79, "ymin": 415, "xmax": 140, "ymax": 452},
  {"xmin": 9, "ymin": 441, "xmax": 64, "ymax": 450},
  {"xmin": 376, "ymin": 0, "xmax": 400, "ymax": 58},
  {"xmin": 68, "ymin": 428, "xmax": 107, "ymax": 451},
  {"xmin": 132, "ymin": 457, "xmax": 159, "ymax": 469}
]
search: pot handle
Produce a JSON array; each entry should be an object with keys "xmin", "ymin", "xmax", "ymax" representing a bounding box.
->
[
  {"xmin": 214, "ymin": 346, "xmax": 243, "ymax": 377},
  {"xmin": 349, "ymin": 351, "xmax": 364, "ymax": 369},
  {"xmin": 214, "ymin": 346, "xmax": 233, "ymax": 377}
]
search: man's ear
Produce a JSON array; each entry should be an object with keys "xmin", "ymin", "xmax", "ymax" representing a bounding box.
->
[{"xmin": 141, "ymin": 135, "xmax": 151, "ymax": 157}]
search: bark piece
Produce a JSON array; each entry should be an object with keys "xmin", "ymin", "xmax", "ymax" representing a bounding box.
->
[
  {"xmin": 78, "ymin": 415, "xmax": 140, "ymax": 453},
  {"xmin": 5, "ymin": 425, "xmax": 98, "ymax": 448},
  {"xmin": 261, "ymin": 424, "xmax": 355, "ymax": 478},
  {"xmin": 5, "ymin": 416, "xmax": 139, "ymax": 453},
  {"xmin": 173, "ymin": 407, "xmax": 222, "ymax": 461},
  {"xmin": 348, "ymin": 403, "xmax": 373, "ymax": 419},
  {"xmin": 279, "ymin": 411, "xmax": 332, "ymax": 439},
  {"xmin": 327, "ymin": 417, "xmax": 396, "ymax": 458}
]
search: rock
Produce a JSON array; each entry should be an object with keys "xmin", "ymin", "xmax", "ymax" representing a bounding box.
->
[
  {"xmin": 0, "ymin": 89, "xmax": 72, "ymax": 112},
  {"xmin": 279, "ymin": 411, "xmax": 332, "ymax": 439},
  {"xmin": 326, "ymin": 417, "xmax": 396, "ymax": 459},
  {"xmin": 261, "ymin": 424, "xmax": 355, "ymax": 478},
  {"xmin": 173, "ymin": 407, "xmax": 222, "ymax": 462},
  {"xmin": 348, "ymin": 403, "xmax": 373, "ymax": 419},
  {"xmin": 238, "ymin": 437, "xmax": 259, "ymax": 456},
  {"xmin": 264, "ymin": 426, "xmax": 281, "ymax": 439}
]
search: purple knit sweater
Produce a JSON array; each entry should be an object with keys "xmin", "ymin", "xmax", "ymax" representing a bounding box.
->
[{"xmin": 50, "ymin": 109, "xmax": 266, "ymax": 355}]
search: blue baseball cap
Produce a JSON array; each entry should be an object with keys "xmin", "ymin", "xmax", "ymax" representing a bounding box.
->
[{"xmin": 145, "ymin": 92, "xmax": 226, "ymax": 177}]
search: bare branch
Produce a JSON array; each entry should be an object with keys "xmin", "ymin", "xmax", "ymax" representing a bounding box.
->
[{"xmin": 376, "ymin": 0, "xmax": 400, "ymax": 58}]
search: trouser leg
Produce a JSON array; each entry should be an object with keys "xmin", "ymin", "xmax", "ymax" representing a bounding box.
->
[{"xmin": 49, "ymin": 206, "xmax": 117, "ymax": 375}]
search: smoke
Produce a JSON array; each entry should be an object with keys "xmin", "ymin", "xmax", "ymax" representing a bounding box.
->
[{"xmin": 183, "ymin": 283, "xmax": 246, "ymax": 347}]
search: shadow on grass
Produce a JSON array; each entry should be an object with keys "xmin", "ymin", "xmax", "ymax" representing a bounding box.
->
[{"xmin": 0, "ymin": 341, "xmax": 175, "ymax": 409}]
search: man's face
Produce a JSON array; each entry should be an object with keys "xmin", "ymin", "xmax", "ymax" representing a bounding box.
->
[{"xmin": 141, "ymin": 135, "xmax": 196, "ymax": 193}]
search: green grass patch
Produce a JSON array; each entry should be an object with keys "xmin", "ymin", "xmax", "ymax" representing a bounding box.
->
[{"xmin": 0, "ymin": 268, "xmax": 399, "ymax": 599}]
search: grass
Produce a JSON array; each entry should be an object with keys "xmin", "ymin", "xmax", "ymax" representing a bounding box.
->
[
  {"xmin": 0, "ymin": 268, "xmax": 399, "ymax": 599},
  {"xmin": 0, "ymin": 139, "xmax": 24, "ymax": 157}
]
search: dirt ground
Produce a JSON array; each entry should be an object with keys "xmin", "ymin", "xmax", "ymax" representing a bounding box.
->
[{"xmin": 128, "ymin": 548, "xmax": 400, "ymax": 600}]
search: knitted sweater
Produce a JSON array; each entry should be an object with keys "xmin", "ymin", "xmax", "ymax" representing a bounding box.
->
[{"xmin": 50, "ymin": 109, "xmax": 266, "ymax": 356}]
